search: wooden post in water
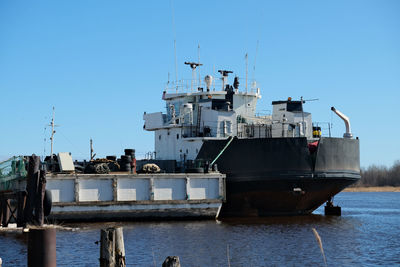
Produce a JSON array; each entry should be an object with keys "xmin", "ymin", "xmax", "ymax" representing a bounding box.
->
[
  {"xmin": 100, "ymin": 227, "xmax": 126, "ymax": 267},
  {"xmin": 100, "ymin": 228, "xmax": 116, "ymax": 267},
  {"xmin": 28, "ymin": 227, "xmax": 56, "ymax": 267},
  {"xmin": 115, "ymin": 227, "xmax": 126, "ymax": 267},
  {"xmin": 162, "ymin": 256, "xmax": 181, "ymax": 267}
]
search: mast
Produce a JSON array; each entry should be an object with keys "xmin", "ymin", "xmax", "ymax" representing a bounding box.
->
[
  {"xmin": 90, "ymin": 138, "xmax": 95, "ymax": 160},
  {"xmin": 184, "ymin": 62, "xmax": 202, "ymax": 91},
  {"xmin": 49, "ymin": 106, "xmax": 56, "ymax": 158},
  {"xmin": 218, "ymin": 70, "xmax": 233, "ymax": 91},
  {"xmin": 301, "ymin": 96, "xmax": 305, "ymax": 136},
  {"xmin": 245, "ymin": 53, "xmax": 248, "ymax": 93}
]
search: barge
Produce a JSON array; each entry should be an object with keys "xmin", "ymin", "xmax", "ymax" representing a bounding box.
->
[
  {"xmin": 0, "ymin": 156, "xmax": 225, "ymax": 223},
  {"xmin": 46, "ymin": 172, "xmax": 225, "ymax": 221}
]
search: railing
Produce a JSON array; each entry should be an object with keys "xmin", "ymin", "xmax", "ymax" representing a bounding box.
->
[
  {"xmin": 313, "ymin": 122, "xmax": 332, "ymax": 137},
  {"xmin": 179, "ymin": 123, "xmax": 273, "ymax": 139},
  {"xmin": 239, "ymin": 124, "xmax": 272, "ymax": 138},
  {"xmin": 164, "ymin": 79, "xmax": 260, "ymax": 95},
  {"xmin": 0, "ymin": 156, "xmax": 27, "ymax": 191}
]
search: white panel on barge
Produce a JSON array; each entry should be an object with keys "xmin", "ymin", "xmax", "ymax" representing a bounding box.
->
[{"xmin": 46, "ymin": 172, "xmax": 225, "ymax": 221}]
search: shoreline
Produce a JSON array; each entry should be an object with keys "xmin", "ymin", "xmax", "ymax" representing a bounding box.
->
[{"xmin": 343, "ymin": 186, "xmax": 400, "ymax": 192}]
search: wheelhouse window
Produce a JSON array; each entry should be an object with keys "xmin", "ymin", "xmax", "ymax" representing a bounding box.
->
[{"xmin": 286, "ymin": 101, "xmax": 303, "ymax": 112}]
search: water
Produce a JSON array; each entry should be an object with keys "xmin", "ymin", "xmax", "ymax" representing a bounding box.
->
[{"xmin": 1, "ymin": 192, "xmax": 400, "ymax": 266}]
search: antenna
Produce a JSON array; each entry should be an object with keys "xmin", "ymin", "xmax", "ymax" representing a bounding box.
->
[
  {"xmin": 174, "ymin": 40, "xmax": 178, "ymax": 92},
  {"xmin": 245, "ymin": 53, "xmax": 248, "ymax": 93},
  {"xmin": 213, "ymin": 64, "xmax": 215, "ymax": 90},
  {"xmin": 303, "ymin": 98, "xmax": 319, "ymax": 102},
  {"xmin": 170, "ymin": 0, "xmax": 178, "ymax": 92},
  {"xmin": 301, "ymin": 96, "xmax": 305, "ymax": 135},
  {"xmin": 198, "ymin": 44, "xmax": 201, "ymax": 89},
  {"xmin": 252, "ymin": 40, "xmax": 259, "ymax": 84}
]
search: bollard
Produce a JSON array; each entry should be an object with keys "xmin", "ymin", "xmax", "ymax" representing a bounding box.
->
[
  {"xmin": 162, "ymin": 256, "xmax": 181, "ymax": 267},
  {"xmin": 28, "ymin": 227, "xmax": 56, "ymax": 267}
]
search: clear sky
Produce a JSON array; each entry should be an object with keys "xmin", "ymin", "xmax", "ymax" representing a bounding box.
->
[{"xmin": 1, "ymin": 0, "xmax": 399, "ymax": 167}]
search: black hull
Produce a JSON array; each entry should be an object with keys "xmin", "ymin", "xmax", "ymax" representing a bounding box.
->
[
  {"xmin": 221, "ymin": 175, "xmax": 358, "ymax": 217},
  {"xmin": 197, "ymin": 137, "xmax": 360, "ymax": 216}
]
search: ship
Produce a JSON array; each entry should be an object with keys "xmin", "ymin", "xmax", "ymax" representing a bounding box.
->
[{"xmin": 144, "ymin": 63, "xmax": 361, "ymax": 216}]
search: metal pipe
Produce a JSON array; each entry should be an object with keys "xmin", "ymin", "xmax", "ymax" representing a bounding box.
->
[{"xmin": 331, "ymin": 107, "xmax": 353, "ymax": 138}]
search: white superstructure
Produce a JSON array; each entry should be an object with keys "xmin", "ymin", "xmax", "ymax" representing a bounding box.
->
[{"xmin": 143, "ymin": 65, "xmax": 313, "ymax": 163}]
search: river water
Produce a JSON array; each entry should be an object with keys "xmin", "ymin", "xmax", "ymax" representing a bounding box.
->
[{"xmin": 1, "ymin": 192, "xmax": 400, "ymax": 266}]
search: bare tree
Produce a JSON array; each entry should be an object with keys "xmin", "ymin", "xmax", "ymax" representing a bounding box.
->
[{"xmin": 356, "ymin": 161, "xmax": 400, "ymax": 187}]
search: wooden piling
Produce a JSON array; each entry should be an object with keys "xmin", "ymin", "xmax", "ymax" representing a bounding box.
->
[
  {"xmin": 115, "ymin": 227, "xmax": 126, "ymax": 267},
  {"xmin": 100, "ymin": 227, "xmax": 126, "ymax": 267},
  {"xmin": 24, "ymin": 155, "xmax": 40, "ymax": 225},
  {"xmin": 162, "ymin": 256, "xmax": 181, "ymax": 267},
  {"xmin": 1, "ymin": 198, "xmax": 10, "ymax": 227},
  {"xmin": 100, "ymin": 228, "xmax": 116, "ymax": 267},
  {"xmin": 16, "ymin": 191, "xmax": 26, "ymax": 227},
  {"xmin": 28, "ymin": 227, "xmax": 56, "ymax": 267},
  {"xmin": 34, "ymin": 170, "xmax": 46, "ymax": 225}
]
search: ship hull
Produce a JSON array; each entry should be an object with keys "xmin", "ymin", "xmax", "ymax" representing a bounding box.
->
[
  {"xmin": 196, "ymin": 137, "xmax": 360, "ymax": 217},
  {"xmin": 220, "ymin": 174, "xmax": 358, "ymax": 216}
]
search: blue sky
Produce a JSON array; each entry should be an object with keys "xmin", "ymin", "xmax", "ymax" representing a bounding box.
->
[{"xmin": 1, "ymin": 0, "xmax": 399, "ymax": 167}]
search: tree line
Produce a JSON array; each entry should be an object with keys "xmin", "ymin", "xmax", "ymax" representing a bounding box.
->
[{"xmin": 355, "ymin": 160, "xmax": 400, "ymax": 187}]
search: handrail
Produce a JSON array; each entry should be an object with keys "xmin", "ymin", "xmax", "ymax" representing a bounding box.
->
[{"xmin": 211, "ymin": 136, "xmax": 235, "ymax": 166}]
